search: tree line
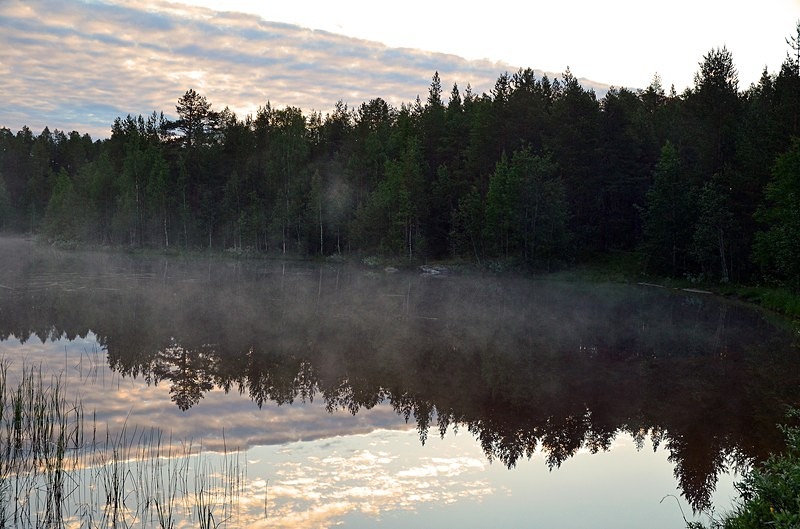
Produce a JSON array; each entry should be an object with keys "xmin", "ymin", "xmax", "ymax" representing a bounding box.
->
[{"xmin": 1, "ymin": 26, "xmax": 799, "ymax": 286}]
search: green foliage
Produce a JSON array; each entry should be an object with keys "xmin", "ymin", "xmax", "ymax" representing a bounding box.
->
[
  {"xmin": 80, "ymin": 152, "xmax": 116, "ymax": 242},
  {"xmin": 168, "ymin": 88, "xmax": 216, "ymax": 149},
  {"xmin": 451, "ymin": 185, "xmax": 483, "ymax": 262},
  {"xmin": 690, "ymin": 46, "xmax": 741, "ymax": 178},
  {"xmin": 43, "ymin": 169, "xmax": 80, "ymax": 240},
  {"xmin": 0, "ymin": 174, "xmax": 11, "ymax": 230},
  {"xmin": 754, "ymin": 138, "xmax": 800, "ymax": 289},
  {"xmin": 702, "ymin": 412, "xmax": 800, "ymax": 529},
  {"xmin": 484, "ymin": 153, "xmax": 517, "ymax": 256},
  {"xmin": 350, "ymin": 133, "xmax": 427, "ymax": 257},
  {"xmin": 690, "ymin": 181, "xmax": 736, "ymax": 282},
  {"xmin": 114, "ymin": 134, "xmax": 171, "ymax": 246},
  {"xmin": 758, "ymin": 289, "xmax": 800, "ymax": 319},
  {"xmin": 484, "ymin": 147, "xmax": 569, "ymax": 268},
  {"xmin": 351, "ymin": 159, "xmax": 411, "ymax": 255},
  {"xmin": 547, "ymin": 68, "xmax": 602, "ymax": 252}
]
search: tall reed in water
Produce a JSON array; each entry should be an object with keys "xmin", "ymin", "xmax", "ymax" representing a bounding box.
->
[{"xmin": 0, "ymin": 359, "xmax": 247, "ymax": 528}]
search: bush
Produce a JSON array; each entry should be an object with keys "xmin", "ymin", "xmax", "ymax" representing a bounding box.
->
[{"xmin": 700, "ymin": 410, "xmax": 800, "ymax": 529}]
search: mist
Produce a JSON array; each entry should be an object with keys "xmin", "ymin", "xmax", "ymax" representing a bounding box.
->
[{"xmin": 0, "ymin": 237, "xmax": 797, "ymax": 511}]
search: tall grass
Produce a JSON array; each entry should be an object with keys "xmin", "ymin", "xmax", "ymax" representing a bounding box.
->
[{"xmin": 0, "ymin": 359, "xmax": 247, "ymax": 528}]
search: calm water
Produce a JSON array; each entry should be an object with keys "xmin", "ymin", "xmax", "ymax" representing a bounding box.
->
[{"xmin": 1, "ymin": 237, "xmax": 799, "ymax": 528}]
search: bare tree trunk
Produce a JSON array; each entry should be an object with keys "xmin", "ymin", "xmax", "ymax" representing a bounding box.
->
[
  {"xmin": 531, "ymin": 198, "xmax": 540, "ymax": 263},
  {"xmin": 182, "ymin": 190, "xmax": 188, "ymax": 248},
  {"xmin": 407, "ymin": 221, "xmax": 413, "ymax": 259},
  {"xmin": 135, "ymin": 179, "xmax": 141, "ymax": 247},
  {"xmin": 471, "ymin": 235, "xmax": 481, "ymax": 265},
  {"xmin": 319, "ymin": 200, "xmax": 323, "ymax": 256},
  {"xmin": 718, "ymin": 227, "xmax": 728, "ymax": 282}
]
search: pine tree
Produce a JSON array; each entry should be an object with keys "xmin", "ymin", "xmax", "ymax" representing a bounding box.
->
[{"xmin": 640, "ymin": 142, "xmax": 695, "ymax": 275}]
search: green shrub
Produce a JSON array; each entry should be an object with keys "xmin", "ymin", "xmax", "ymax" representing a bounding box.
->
[{"xmin": 701, "ymin": 411, "xmax": 800, "ymax": 529}]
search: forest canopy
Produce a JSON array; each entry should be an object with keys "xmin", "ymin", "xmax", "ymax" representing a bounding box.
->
[{"xmin": 1, "ymin": 25, "xmax": 799, "ymax": 287}]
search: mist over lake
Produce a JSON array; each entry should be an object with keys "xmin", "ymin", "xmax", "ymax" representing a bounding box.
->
[{"xmin": 1, "ymin": 236, "xmax": 799, "ymax": 527}]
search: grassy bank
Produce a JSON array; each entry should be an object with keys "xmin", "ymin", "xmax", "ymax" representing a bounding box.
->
[
  {"xmin": 547, "ymin": 251, "xmax": 800, "ymax": 324},
  {"xmin": 715, "ymin": 285, "xmax": 800, "ymax": 321}
]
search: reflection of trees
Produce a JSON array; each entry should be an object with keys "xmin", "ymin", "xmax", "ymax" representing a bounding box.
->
[
  {"xmin": 244, "ymin": 352, "xmax": 315, "ymax": 406},
  {"xmin": 149, "ymin": 340, "xmax": 217, "ymax": 411},
  {"xmin": 667, "ymin": 432, "xmax": 730, "ymax": 511},
  {"xmin": 1, "ymin": 243, "xmax": 800, "ymax": 512}
]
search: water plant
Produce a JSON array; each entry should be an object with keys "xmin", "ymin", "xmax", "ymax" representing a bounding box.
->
[{"xmin": 0, "ymin": 359, "xmax": 247, "ymax": 528}]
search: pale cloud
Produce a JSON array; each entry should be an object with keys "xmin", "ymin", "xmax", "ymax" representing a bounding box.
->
[
  {"xmin": 239, "ymin": 436, "xmax": 493, "ymax": 529},
  {"xmin": 0, "ymin": 0, "xmax": 586, "ymax": 139},
  {"xmin": 397, "ymin": 456, "xmax": 485, "ymax": 478},
  {"xmin": 178, "ymin": 0, "xmax": 799, "ymax": 96}
]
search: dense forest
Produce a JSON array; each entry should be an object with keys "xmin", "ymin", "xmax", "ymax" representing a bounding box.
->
[{"xmin": 1, "ymin": 28, "xmax": 799, "ymax": 286}]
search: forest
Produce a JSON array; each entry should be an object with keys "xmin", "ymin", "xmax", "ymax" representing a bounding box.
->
[{"xmin": 0, "ymin": 28, "xmax": 799, "ymax": 287}]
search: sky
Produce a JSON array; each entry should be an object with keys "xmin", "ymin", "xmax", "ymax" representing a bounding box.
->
[{"xmin": 1, "ymin": 0, "xmax": 798, "ymax": 139}]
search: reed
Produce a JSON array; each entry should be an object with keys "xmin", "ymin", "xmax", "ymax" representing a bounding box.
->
[{"xmin": 0, "ymin": 359, "xmax": 247, "ymax": 528}]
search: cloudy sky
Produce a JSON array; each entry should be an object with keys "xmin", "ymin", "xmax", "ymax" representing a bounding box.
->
[{"xmin": 1, "ymin": 0, "xmax": 798, "ymax": 139}]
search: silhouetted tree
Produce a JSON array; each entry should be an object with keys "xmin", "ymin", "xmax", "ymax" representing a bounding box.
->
[{"xmin": 640, "ymin": 142, "xmax": 694, "ymax": 275}]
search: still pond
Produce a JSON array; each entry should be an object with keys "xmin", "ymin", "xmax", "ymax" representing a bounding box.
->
[{"xmin": 1, "ymin": 237, "xmax": 799, "ymax": 528}]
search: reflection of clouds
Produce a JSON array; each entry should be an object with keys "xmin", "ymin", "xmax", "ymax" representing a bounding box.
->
[
  {"xmin": 397, "ymin": 457, "xmax": 485, "ymax": 478},
  {"xmin": 0, "ymin": 0, "xmax": 540, "ymax": 138},
  {"xmin": 0, "ymin": 334, "xmax": 412, "ymax": 452},
  {"xmin": 4, "ymin": 332, "xmax": 496, "ymax": 527},
  {"xmin": 0, "ymin": 333, "xmax": 739, "ymax": 528},
  {"xmin": 240, "ymin": 432, "xmax": 492, "ymax": 529}
]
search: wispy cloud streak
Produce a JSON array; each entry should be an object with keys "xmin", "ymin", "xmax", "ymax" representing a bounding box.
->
[{"xmin": 0, "ymin": 0, "xmax": 560, "ymax": 138}]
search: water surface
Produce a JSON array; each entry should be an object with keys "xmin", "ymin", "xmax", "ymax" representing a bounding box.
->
[{"xmin": 1, "ymin": 237, "xmax": 798, "ymax": 527}]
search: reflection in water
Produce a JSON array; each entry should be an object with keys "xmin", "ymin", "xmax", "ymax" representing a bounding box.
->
[
  {"xmin": 151, "ymin": 339, "xmax": 217, "ymax": 410},
  {"xmin": 0, "ymin": 333, "xmax": 729, "ymax": 529},
  {"xmin": 0, "ymin": 237, "xmax": 798, "ymax": 515},
  {"xmin": 248, "ymin": 434, "xmax": 493, "ymax": 529},
  {"xmin": 244, "ymin": 430, "xmax": 733, "ymax": 529}
]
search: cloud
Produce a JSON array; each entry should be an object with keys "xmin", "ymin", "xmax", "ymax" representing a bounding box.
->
[
  {"xmin": 1, "ymin": 0, "xmax": 587, "ymax": 140},
  {"xmin": 238, "ymin": 434, "xmax": 492, "ymax": 529}
]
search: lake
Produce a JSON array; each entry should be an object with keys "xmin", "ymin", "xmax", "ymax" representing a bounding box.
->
[{"xmin": 1, "ymin": 236, "xmax": 798, "ymax": 528}]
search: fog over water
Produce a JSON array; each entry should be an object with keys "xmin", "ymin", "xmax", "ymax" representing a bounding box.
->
[{"xmin": 1, "ymin": 236, "xmax": 798, "ymax": 526}]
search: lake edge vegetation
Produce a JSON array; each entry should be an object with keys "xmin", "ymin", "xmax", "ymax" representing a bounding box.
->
[{"xmin": 0, "ymin": 359, "xmax": 247, "ymax": 528}]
